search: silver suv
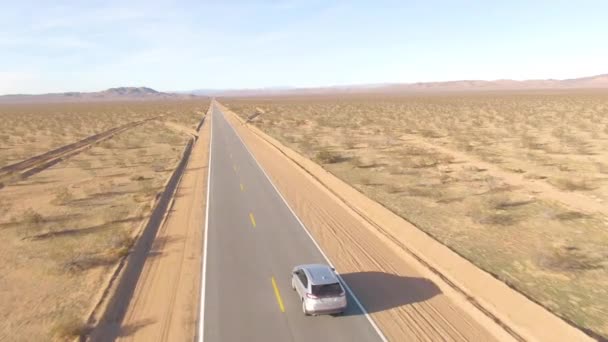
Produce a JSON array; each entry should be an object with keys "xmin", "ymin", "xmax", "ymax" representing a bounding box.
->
[{"xmin": 291, "ymin": 264, "xmax": 347, "ymax": 315}]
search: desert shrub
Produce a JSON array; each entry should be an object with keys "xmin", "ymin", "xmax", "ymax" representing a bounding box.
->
[
  {"xmin": 484, "ymin": 176, "xmax": 513, "ymax": 193},
  {"xmin": 554, "ymin": 211, "xmax": 588, "ymax": 221},
  {"xmin": 64, "ymin": 253, "xmax": 111, "ymax": 273},
  {"xmin": 140, "ymin": 179, "xmax": 157, "ymax": 197},
  {"xmin": 539, "ymin": 246, "xmax": 604, "ymax": 272},
  {"xmin": 102, "ymin": 207, "xmax": 130, "ymax": 225},
  {"xmin": 75, "ymin": 159, "xmax": 92, "ymax": 170},
  {"xmin": 115, "ymin": 159, "xmax": 127, "ymax": 168},
  {"xmin": 152, "ymin": 161, "xmax": 166, "ymax": 172},
  {"xmin": 136, "ymin": 148, "xmax": 147, "ymax": 157},
  {"xmin": 388, "ymin": 165, "xmax": 406, "ymax": 175},
  {"xmin": 401, "ymin": 146, "xmax": 428, "ymax": 156},
  {"xmin": 468, "ymin": 204, "xmax": 519, "ymax": 226},
  {"xmin": 21, "ymin": 208, "xmax": 46, "ymax": 237},
  {"xmin": 410, "ymin": 156, "xmax": 439, "ymax": 169},
  {"xmin": 125, "ymin": 137, "xmax": 143, "ymax": 149},
  {"xmin": 109, "ymin": 229, "xmax": 135, "ymax": 254},
  {"xmin": 315, "ymin": 150, "xmax": 348, "ymax": 164},
  {"xmin": 352, "ymin": 156, "xmax": 380, "ymax": 168},
  {"xmin": 524, "ymin": 173, "xmax": 547, "ymax": 180},
  {"xmin": 51, "ymin": 315, "xmax": 90, "ymax": 339},
  {"xmin": 100, "ymin": 140, "xmax": 116, "ymax": 149},
  {"xmin": 419, "ymin": 128, "xmax": 443, "ymax": 138},
  {"xmin": 487, "ymin": 195, "xmax": 534, "ymax": 210},
  {"xmin": 0, "ymin": 199, "xmax": 9, "ymax": 218},
  {"xmin": 163, "ymin": 132, "xmax": 184, "ymax": 146},
  {"xmin": 479, "ymin": 213, "xmax": 518, "ymax": 226},
  {"xmin": 344, "ymin": 140, "xmax": 363, "ymax": 150},
  {"xmin": 551, "ymin": 178, "xmax": 597, "ymax": 191},
  {"xmin": 405, "ymin": 185, "xmax": 442, "ymax": 198},
  {"xmin": 385, "ymin": 184, "xmax": 406, "ymax": 194},
  {"xmin": 520, "ymin": 134, "xmax": 544, "ymax": 150},
  {"xmin": 52, "ymin": 187, "xmax": 74, "ymax": 205},
  {"xmin": 551, "ymin": 126, "xmax": 566, "ymax": 139},
  {"xmin": 359, "ymin": 176, "xmax": 382, "ymax": 186},
  {"xmin": 99, "ymin": 180, "xmax": 116, "ymax": 194}
]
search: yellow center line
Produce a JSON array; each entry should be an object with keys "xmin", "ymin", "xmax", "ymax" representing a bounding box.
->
[
  {"xmin": 271, "ymin": 277, "xmax": 285, "ymax": 313},
  {"xmin": 240, "ymin": 183, "xmax": 244, "ymax": 192},
  {"xmin": 249, "ymin": 212, "xmax": 256, "ymax": 228}
]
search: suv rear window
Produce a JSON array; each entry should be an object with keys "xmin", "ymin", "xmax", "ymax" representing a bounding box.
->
[{"xmin": 311, "ymin": 283, "xmax": 343, "ymax": 297}]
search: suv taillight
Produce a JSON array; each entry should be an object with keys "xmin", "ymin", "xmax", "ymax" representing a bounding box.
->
[{"xmin": 306, "ymin": 293, "xmax": 319, "ymax": 299}]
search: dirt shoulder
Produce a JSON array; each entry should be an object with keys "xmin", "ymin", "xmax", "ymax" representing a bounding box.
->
[
  {"xmin": 218, "ymin": 101, "xmax": 591, "ymax": 342},
  {"xmin": 109, "ymin": 112, "xmax": 210, "ymax": 341}
]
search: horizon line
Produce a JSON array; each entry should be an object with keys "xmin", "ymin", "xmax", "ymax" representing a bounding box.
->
[{"xmin": 1, "ymin": 72, "xmax": 607, "ymax": 97}]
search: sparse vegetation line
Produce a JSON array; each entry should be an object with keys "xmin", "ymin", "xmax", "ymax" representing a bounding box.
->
[{"xmin": 0, "ymin": 117, "xmax": 159, "ymax": 184}]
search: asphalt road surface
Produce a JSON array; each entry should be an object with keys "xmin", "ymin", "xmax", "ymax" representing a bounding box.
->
[{"xmin": 201, "ymin": 105, "xmax": 384, "ymax": 341}]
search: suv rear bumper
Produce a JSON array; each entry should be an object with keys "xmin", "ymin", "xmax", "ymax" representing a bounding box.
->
[
  {"xmin": 307, "ymin": 306, "xmax": 346, "ymax": 315},
  {"xmin": 304, "ymin": 298, "xmax": 347, "ymax": 315}
]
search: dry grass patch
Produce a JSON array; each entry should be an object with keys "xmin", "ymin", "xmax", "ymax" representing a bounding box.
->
[
  {"xmin": 51, "ymin": 313, "xmax": 91, "ymax": 340},
  {"xmin": 550, "ymin": 177, "xmax": 598, "ymax": 191},
  {"xmin": 539, "ymin": 245, "xmax": 606, "ymax": 273},
  {"xmin": 314, "ymin": 149, "xmax": 351, "ymax": 164}
]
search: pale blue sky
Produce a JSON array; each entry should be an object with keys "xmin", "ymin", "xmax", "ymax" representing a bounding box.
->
[{"xmin": 1, "ymin": 0, "xmax": 607, "ymax": 94}]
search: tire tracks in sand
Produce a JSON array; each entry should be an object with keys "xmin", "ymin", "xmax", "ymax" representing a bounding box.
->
[{"xmin": 0, "ymin": 117, "xmax": 159, "ymax": 187}]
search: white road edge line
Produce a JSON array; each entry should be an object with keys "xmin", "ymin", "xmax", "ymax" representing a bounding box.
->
[
  {"xmin": 198, "ymin": 105, "xmax": 214, "ymax": 342},
  {"xmin": 218, "ymin": 103, "xmax": 388, "ymax": 342}
]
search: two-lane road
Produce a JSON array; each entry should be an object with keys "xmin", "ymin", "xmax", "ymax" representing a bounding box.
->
[{"xmin": 201, "ymin": 105, "xmax": 384, "ymax": 341}]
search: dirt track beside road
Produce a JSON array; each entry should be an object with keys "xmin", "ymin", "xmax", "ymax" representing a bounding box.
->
[{"xmin": 112, "ymin": 113, "xmax": 210, "ymax": 341}]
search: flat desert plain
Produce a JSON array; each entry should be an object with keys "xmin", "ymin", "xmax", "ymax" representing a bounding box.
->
[
  {"xmin": 0, "ymin": 99, "xmax": 208, "ymax": 341},
  {"xmin": 224, "ymin": 91, "xmax": 608, "ymax": 339}
]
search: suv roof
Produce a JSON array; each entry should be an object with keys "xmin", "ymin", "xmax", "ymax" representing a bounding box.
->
[{"xmin": 300, "ymin": 264, "xmax": 339, "ymax": 286}]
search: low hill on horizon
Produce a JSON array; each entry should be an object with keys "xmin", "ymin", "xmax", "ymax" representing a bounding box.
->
[
  {"xmin": 0, "ymin": 87, "xmax": 199, "ymax": 104},
  {"xmin": 191, "ymin": 73, "xmax": 608, "ymax": 97}
]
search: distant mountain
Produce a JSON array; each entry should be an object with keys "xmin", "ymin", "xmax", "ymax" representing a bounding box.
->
[
  {"xmin": 100, "ymin": 87, "xmax": 161, "ymax": 96},
  {"xmin": 389, "ymin": 74, "xmax": 608, "ymax": 91},
  {"xmin": 3, "ymin": 74, "xmax": 607, "ymax": 103},
  {"xmin": 189, "ymin": 86, "xmax": 296, "ymax": 97},
  {"xmin": 188, "ymin": 74, "xmax": 608, "ymax": 97},
  {"xmin": 0, "ymin": 87, "xmax": 200, "ymax": 104}
]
